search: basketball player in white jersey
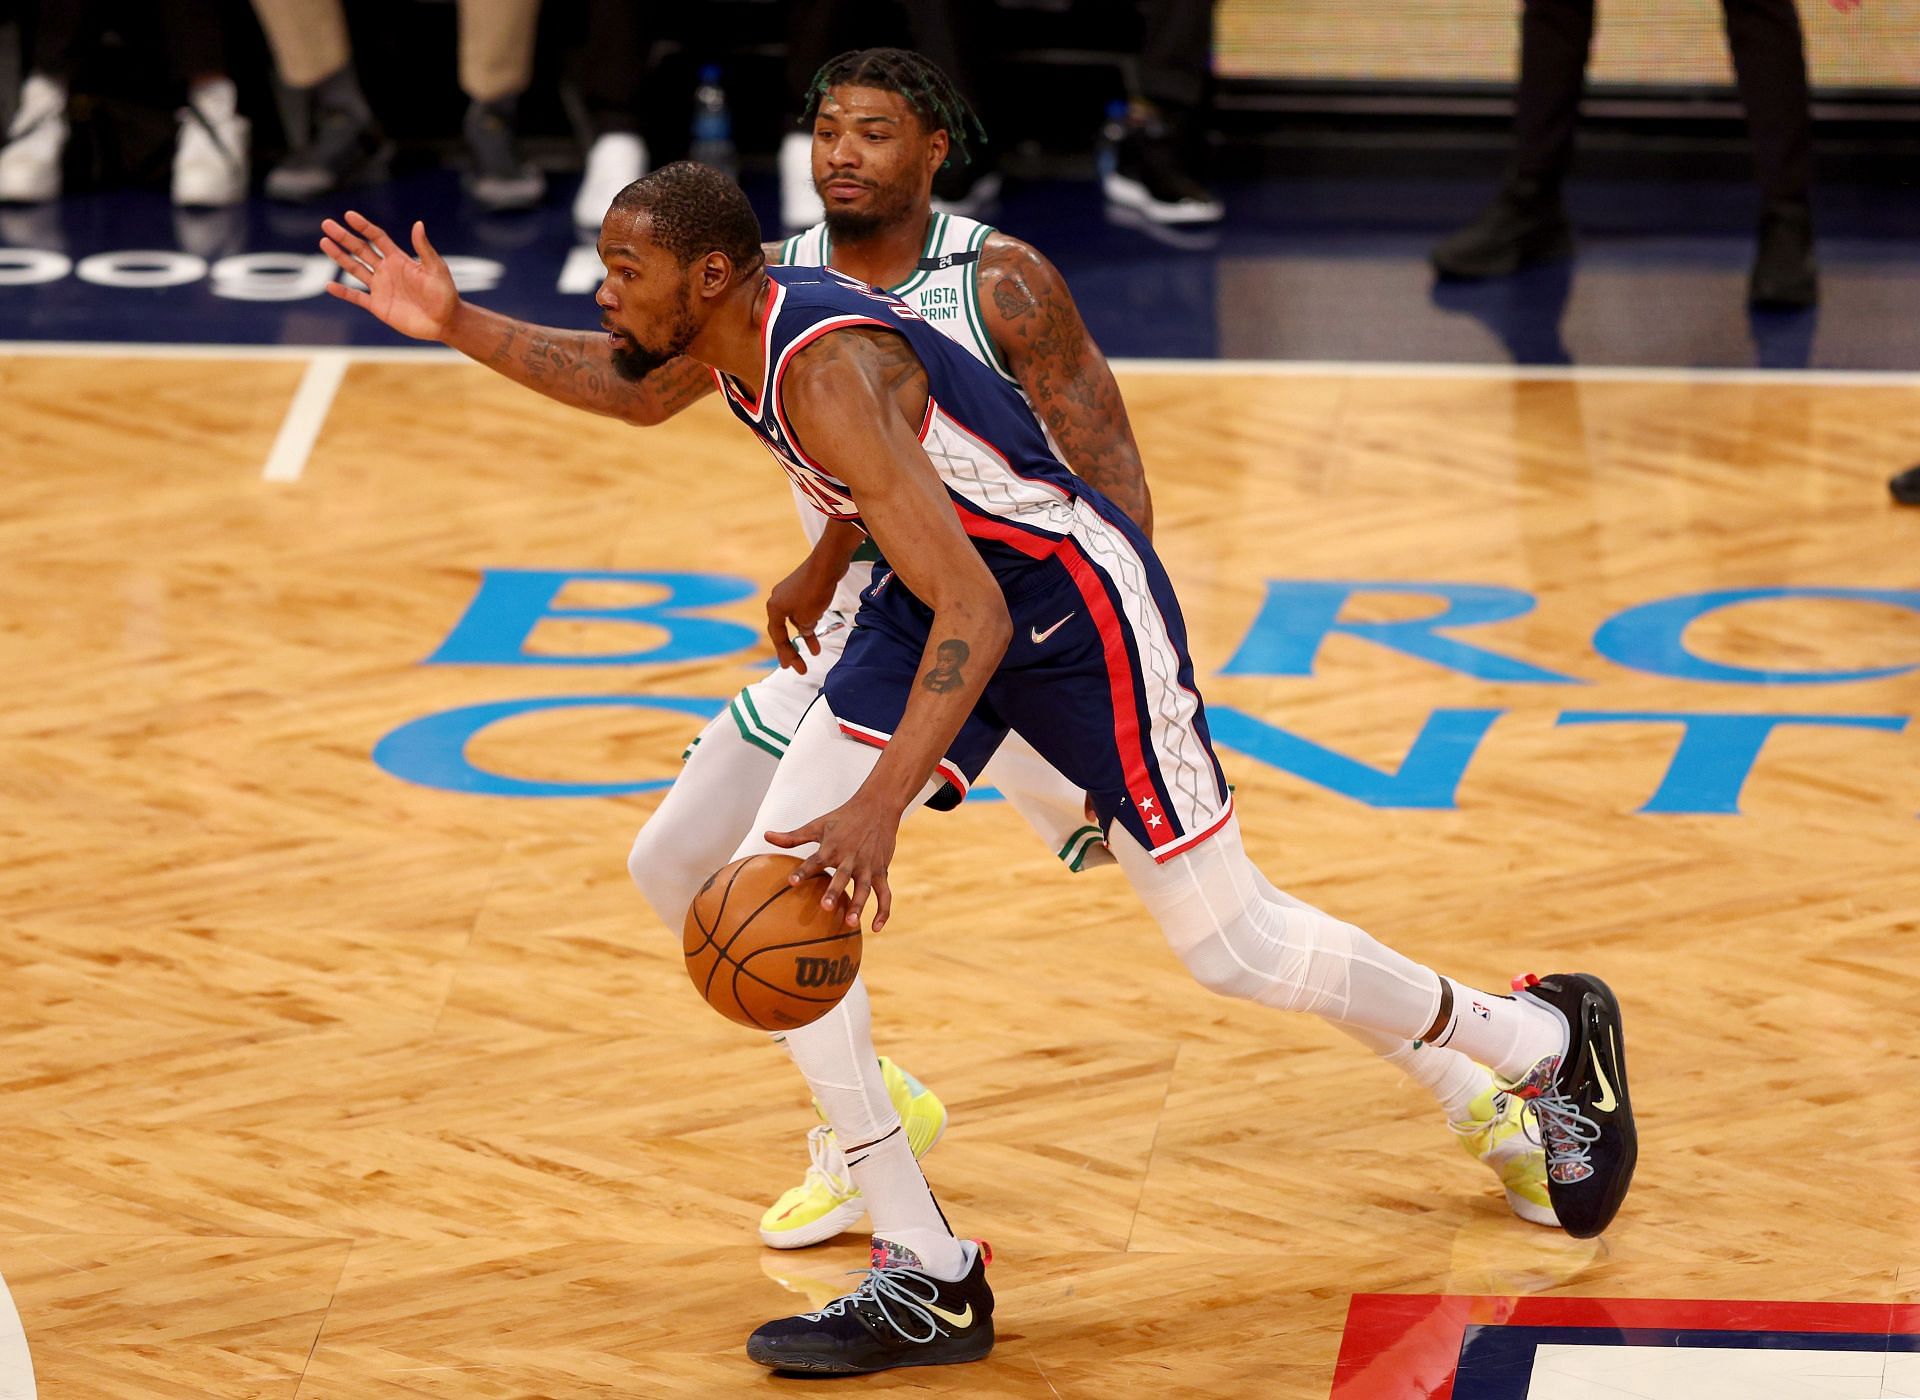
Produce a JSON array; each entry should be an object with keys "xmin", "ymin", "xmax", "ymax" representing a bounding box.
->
[{"xmin": 318, "ymin": 46, "xmax": 1567, "ymax": 1278}]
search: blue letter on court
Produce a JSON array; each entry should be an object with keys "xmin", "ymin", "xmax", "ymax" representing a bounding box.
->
[
  {"xmin": 1556, "ymin": 710, "xmax": 1908, "ymax": 813},
  {"xmin": 1594, "ymin": 587, "xmax": 1920, "ymax": 684},
  {"xmin": 427, "ymin": 570, "xmax": 762, "ymax": 666},
  {"xmin": 1206, "ymin": 706, "xmax": 1503, "ymax": 808},
  {"xmin": 1221, "ymin": 581, "xmax": 1578, "ymax": 683},
  {"xmin": 374, "ymin": 694, "xmax": 723, "ymax": 797}
]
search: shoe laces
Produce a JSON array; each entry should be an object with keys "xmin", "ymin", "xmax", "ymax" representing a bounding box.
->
[
  {"xmin": 800, "ymin": 1123, "xmax": 852, "ymax": 1196},
  {"xmin": 1520, "ymin": 1083, "xmax": 1600, "ymax": 1179},
  {"xmin": 804, "ymin": 1261, "xmax": 946, "ymax": 1344}
]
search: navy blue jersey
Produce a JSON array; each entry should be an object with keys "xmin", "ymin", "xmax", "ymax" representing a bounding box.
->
[{"xmin": 713, "ymin": 265, "xmax": 1097, "ymax": 577}]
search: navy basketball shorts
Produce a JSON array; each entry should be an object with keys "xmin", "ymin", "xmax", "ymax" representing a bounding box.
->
[{"xmin": 823, "ymin": 498, "xmax": 1234, "ymax": 861}]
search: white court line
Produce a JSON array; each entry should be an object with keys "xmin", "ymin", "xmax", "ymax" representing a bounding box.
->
[
  {"xmin": 2, "ymin": 339, "xmax": 1919, "ymax": 388},
  {"xmin": 0, "ymin": 1267, "xmax": 35, "ymax": 1400},
  {"xmin": 261, "ymin": 351, "xmax": 351, "ymax": 482}
]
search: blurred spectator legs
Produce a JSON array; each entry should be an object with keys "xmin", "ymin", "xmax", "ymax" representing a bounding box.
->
[
  {"xmin": 1432, "ymin": 0, "xmax": 1819, "ymax": 307},
  {"xmin": 162, "ymin": 0, "xmax": 250, "ymax": 206},
  {"xmin": 0, "ymin": 0, "xmax": 246, "ymax": 205},
  {"xmin": 252, "ymin": 0, "xmax": 387, "ymax": 201},
  {"xmin": 253, "ymin": 0, "xmax": 543, "ymax": 210},
  {"xmin": 0, "ymin": 0, "xmax": 82, "ymax": 202},
  {"xmin": 573, "ymin": 0, "xmax": 651, "ymax": 229},
  {"xmin": 1104, "ymin": 0, "xmax": 1223, "ymax": 225}
]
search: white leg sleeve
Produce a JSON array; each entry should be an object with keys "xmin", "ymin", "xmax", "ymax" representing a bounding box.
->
[
  {"xmin": 625, "ymin": 710, "xmax": 781, "ymax": 934},
  {"xmin": 1109, "ymin": 814, "xmax": 1446, "ymax": 1040},
  {"xmin": 726, "ymin": 700, "xmax": 960, "ymax": 1258},
  {"xmin": 1245, "ymin": 866, "xmax": 1488, "ymax": 1116}
]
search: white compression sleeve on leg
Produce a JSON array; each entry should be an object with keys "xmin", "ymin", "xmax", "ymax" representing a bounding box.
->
[
  {"xmin": 728, "ymin": 700, "xmax": 966, "ymax": 1277},
  {"xmin": 1109, "ymin": 815, "xmax": 1449, "ymax": 1039},
  {"xmin": 1245, "ymin": 867, "xmax": 1487, "ymax": 1119},
  {"xmin": 626, "ymin": 710, "xmax": 781, "ymax": 932}
]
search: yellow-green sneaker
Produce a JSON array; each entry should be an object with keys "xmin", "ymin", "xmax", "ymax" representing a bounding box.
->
[
  {"xmin": 1452, "ymin": 1082, "xmax": 1559, "ymax": 1228},
  {"xmin": 758, "ymin": 1058, "xmax": 947, "ymax": 1249}
]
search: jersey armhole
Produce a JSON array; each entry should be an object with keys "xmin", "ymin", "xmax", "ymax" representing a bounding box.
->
[{"xmin": 968, "ymin": 226, "xmax": 1020, "ymax": 382}]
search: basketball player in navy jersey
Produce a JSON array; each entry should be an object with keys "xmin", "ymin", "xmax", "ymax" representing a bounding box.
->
[
  {"xmin": 320, "ymin": 49, "xmax": 1560, "ymax": 1263},
  {"xmin": 320, "ymin": 105, "xmax": 1636, "ymax": 1388}
]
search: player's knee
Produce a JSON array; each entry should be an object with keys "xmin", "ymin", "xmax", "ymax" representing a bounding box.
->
[
  {"xmin": 626, "ymin": 823, "xmax": 706, "ymax": 933},
  {"xmin": 1179, "ymin": 929, "xmax": 1276, "ymax": 1002}
]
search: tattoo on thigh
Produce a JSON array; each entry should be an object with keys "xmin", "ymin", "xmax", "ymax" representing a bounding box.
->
[{"xmin": 922, "ymin": 639, "xmax": 970, "ymax": 693}]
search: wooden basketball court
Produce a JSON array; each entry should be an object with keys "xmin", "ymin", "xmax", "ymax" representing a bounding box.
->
[{"xmin": 3, "ymin": 350, "xmax": 1916, "ymax": 1396}]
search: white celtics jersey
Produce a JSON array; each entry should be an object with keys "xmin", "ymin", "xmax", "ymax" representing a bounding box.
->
[{"xmin": 777, "ymin": 211, "xmax": 1027, "ymax": 617}]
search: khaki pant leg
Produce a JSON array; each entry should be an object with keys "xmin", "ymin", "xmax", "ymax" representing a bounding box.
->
[
  {"xmin": 457, "ymin": 0, "xmax": 542, "ymax": 102},
  {"xmin": 249, "ymin": 0, "xmax": 352, "ymax": 89}
]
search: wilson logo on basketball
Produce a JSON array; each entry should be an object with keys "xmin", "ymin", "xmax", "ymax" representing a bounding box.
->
[{"xmin": 793, "ymin": 955, "xmax": 856, "ymax": 989}]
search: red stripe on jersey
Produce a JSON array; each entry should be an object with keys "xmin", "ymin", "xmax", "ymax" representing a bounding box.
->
[
  {"xmin": 1056, "ymin": 539, "xmax": 1160, "ymax": 827},
  {"xmin": 1148, "ymin": 795, "xmax": 1235, "ymax": 864},
  {"xmin": 836, "ymin": 720, "xmax": 970, "ymax": 799},
  {"xmin": 721, "ymin": 280, "xmax": 788, "ymax": 419},
  {"xmin": 951, "ymin": 498, "xmax": 1061, "ymax": 558}
]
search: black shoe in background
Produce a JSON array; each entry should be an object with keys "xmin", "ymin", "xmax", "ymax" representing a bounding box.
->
[
  {"xmin": 464, "ymin": 97, "xmax": 545, "ymax": 211},
  {"xmin": 747, "ymin": 1237, "xmax": 995, "ymax": 1375},
  {"xmin": 265, "ymin": 106, "xmax": 391, "ymax": 202},
  {"xmin": 1889, "ymin": 464, "xmax": 1920, "ymax": 505},
  {"xmin": 1748, "ymin": 200, "xmax": 1817, "ymax": 309},
  {"xmin": 1431, "ymin": 178, "xmax": 1574, "ymax": 280},
  {"xmin": 1104, "ymin": 118, "xmax": 1222, "ymax": 225}
]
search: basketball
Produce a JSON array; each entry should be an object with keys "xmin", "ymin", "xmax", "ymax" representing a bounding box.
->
[{"xmin": 683, "ymin": 854, "xmax": 862, "ymax": 1031}]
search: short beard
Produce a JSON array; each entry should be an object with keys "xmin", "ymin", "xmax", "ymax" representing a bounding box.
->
[
  {"xmin": 821, "ymin": 178, "xmax": 923, "ymax": 243},
  {"xmin": 607, "ymin": 285, "xmax": 697, "ymax": 382}
]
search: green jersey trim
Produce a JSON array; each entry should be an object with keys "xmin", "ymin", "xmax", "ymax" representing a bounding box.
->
[
  {"xmin": 886, "ymin": 212, "xmax": 949, "ymax": 297},
  {"xmin": 962, "ymin": 223, "xmax": 1018, "ymax": 381},
  {"xmin": 728, "ymin": 689, "xmax": 791, "ymax": 759},
  {"xmin": 1056, "ymin": 824, "xmax": 1105, "ymax": 872}
]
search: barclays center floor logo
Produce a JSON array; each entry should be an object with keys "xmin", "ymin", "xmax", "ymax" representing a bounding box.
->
[{"xmin": 373, "ymin": 571, "xmax": 1919, "ymax": 815}]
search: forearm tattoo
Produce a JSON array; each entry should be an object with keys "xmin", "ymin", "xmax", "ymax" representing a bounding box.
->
[
  {"xmin": 981, "ymin": 240, "xmax": 1154, "ymax": 533},
  {"xmin": 485, "ymin": 321, "xmax": 710, "ymax": 420},
  {"xmin": 922, "ymin": 639, "xmax": 970, "ymax": 693}
]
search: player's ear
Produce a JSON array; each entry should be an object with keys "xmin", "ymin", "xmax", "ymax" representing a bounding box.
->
[
  {"xmin": 696, "ymin": 250, "xmax": 732, "ymax": 298},
  {"xmin": 928, "ymin": 127, "xmax": 950, "ymax": 175}
]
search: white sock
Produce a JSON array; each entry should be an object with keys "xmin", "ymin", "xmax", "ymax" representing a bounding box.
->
[
  {"xmin": 844, "ymin": 1130, "xmax": 967, "ymax": 1280},
  {"xmin": 777, "ymin": 979, "xmax": 966, "ymax": 1281},
  {"xmin": 1425, "ymin": 977, "xmax": 1564, "ymax": 1084},
  {"xmin": 1337, "ymin": 1022, "xmax": 1488, "ymax": 1121}
]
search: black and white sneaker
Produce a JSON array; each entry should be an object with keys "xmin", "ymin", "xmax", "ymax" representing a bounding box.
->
[
  {"xmin": 1503, "ymin": 973, "xmax": 1637, "ymax": 1239},
  {"xmin": 1103, "ymin": 123, "xmax": 1222, "ymax": 225},
  {"xmin": 746, "ymin": 1237, "xmax": 995, "ymax": 1375}
]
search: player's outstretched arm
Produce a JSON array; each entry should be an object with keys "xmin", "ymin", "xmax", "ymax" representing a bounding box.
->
[
  {"xmin": 765, "ymin": 327, "xmax": 1012, "ymax": 932},
  {"xmin": 977, "ymin": 235, "xmax": 1154, "ymax": 536},
  {"xmin": 318, "ymin": 210, "xmax": 715, "ymax": 426}
]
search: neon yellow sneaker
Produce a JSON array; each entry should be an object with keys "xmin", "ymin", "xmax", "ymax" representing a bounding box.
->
[
  {"xmin": 757, "ymin": 1058, "xmax": 947, "ymax": 1249},
  {"xmin": 1452, "ymin": 1082, "xmax": 1559, "ymax": 1228}
]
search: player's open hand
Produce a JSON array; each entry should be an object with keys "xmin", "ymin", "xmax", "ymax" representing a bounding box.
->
[
  {"xmin": 765, "ymin": 794, "xmax": 901, "ymax": 932},
  {"xmin": 319, "ymin": 211, "xmax": 458, "ymax": 341}
]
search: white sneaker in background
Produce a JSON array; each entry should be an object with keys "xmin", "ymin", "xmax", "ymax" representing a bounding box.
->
[
  {"xmin": 0, "ymin": 74, "xmax": 70, "ymax": 204},
  {"xmin": 573, "ymin": 131, "xmax": 647, "ymax": 229},
  {"xmin": 172, "ymin": 80, "xmax": 250, "ymax": 207},
  {"xmin": 779, "ymin": 130, "xmax": 823, "ymax": 231}
]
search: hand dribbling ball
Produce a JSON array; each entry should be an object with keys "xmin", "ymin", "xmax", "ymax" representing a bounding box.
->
[{"xmin": 683, "ymin": 854, "xmax": 862, "ymax": 1030}]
